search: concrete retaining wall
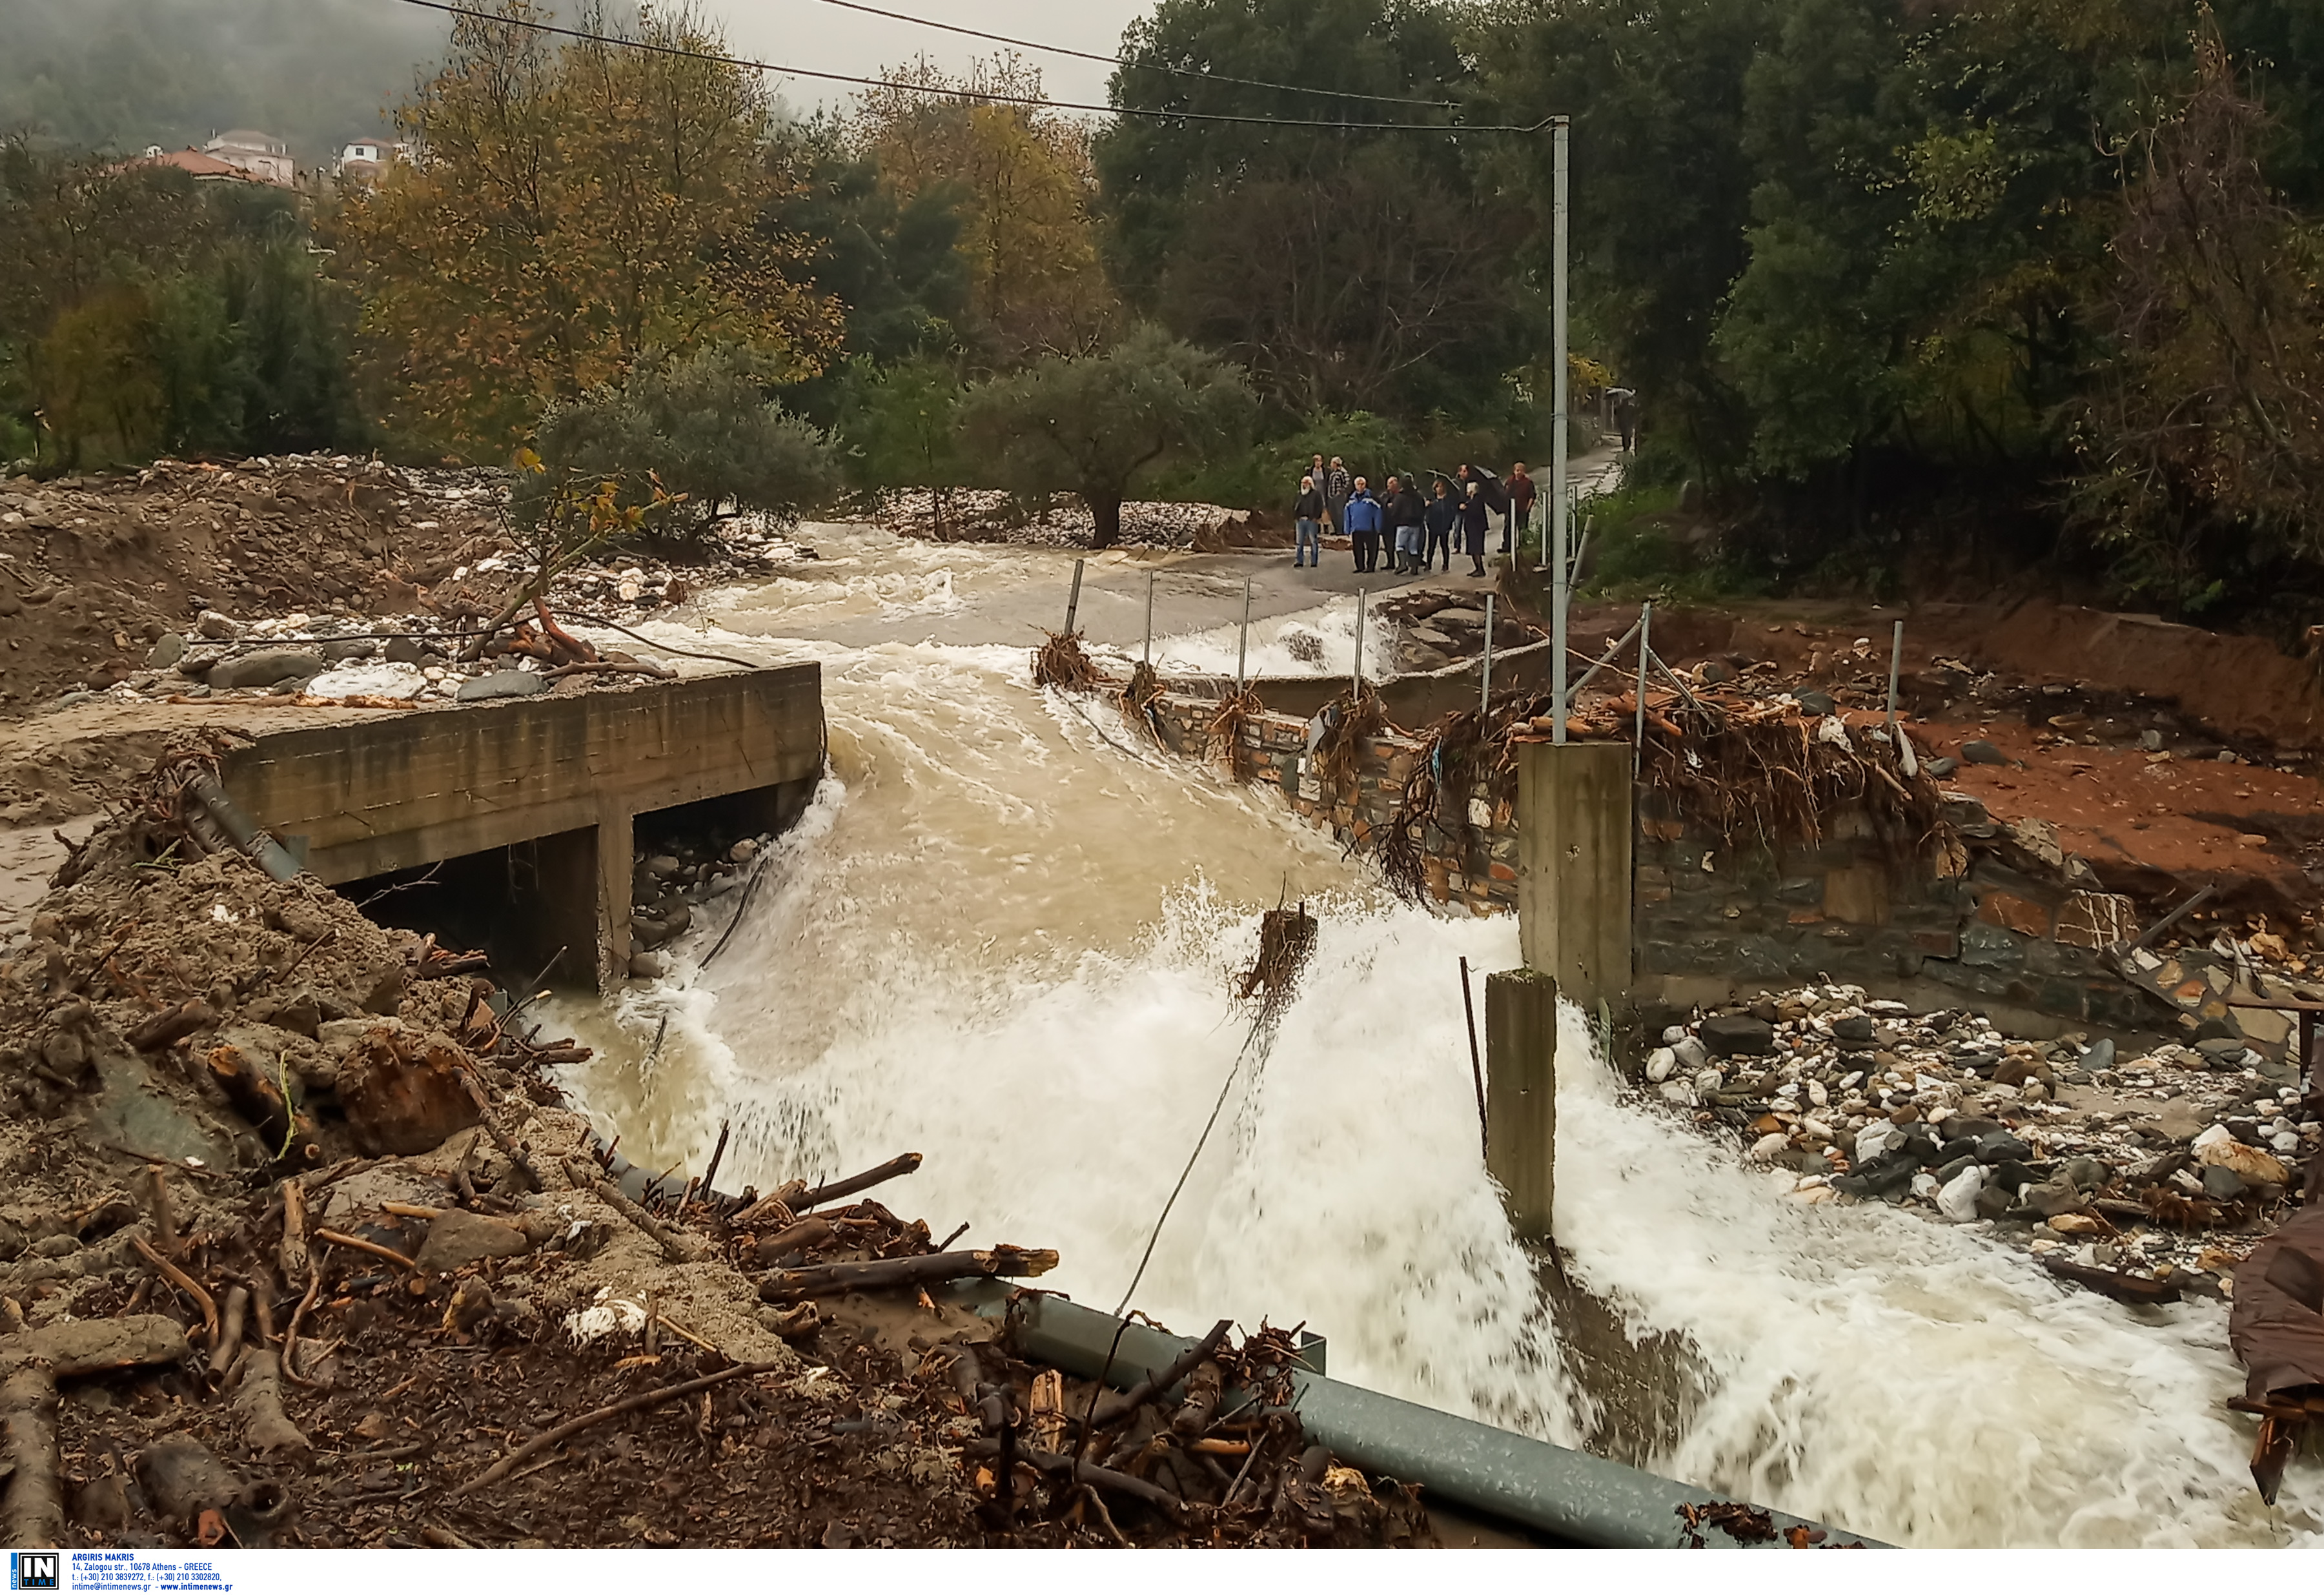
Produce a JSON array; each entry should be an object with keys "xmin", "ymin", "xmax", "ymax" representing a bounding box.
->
[{"xmin": 1631, "ymin": 790, "xmax": 2157, "ymax": 1031}]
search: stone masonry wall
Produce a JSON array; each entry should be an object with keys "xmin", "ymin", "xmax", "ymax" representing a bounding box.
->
[{"xmin": 1634, "ymin": 786, "xmax": 2156, "ymax": 1031}]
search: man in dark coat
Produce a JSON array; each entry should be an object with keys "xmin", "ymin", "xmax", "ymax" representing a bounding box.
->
[
  {"xmin": 1458, "ymin": 482, "xmax": 1493, "ymax": 576},
  {"xmin": 1423, "ymin": 478, "xmax": 1457, "ymax": 572}
]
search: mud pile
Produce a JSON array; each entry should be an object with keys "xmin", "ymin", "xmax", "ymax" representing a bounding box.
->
[
  {"xmin": 0, "ymin": 456, "xmax": 820, "ymax": 723},
  {"xmin": 0, "ymin": 458, "xmax": 502, "ymax": 715}
]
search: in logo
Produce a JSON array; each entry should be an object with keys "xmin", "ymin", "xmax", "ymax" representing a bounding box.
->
[{"xmin": 10, "ymin": 1553, "xmax": 59, "ymax": 1592}]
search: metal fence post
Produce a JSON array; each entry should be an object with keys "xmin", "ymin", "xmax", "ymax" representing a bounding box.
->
[
  {"xmin": 1633, "ymin": 602, "xmax": 1653, "ymax": 776},
  {"xmin": 1481, "ymin": 593, "xmax": 1496, "ymax": 717},
  {"xmin": 1886, "ymin": 618, "xmax": 1904, "ymax": 735},
  {"xmin": 1063, "ymin": 558, "xmax": 1085, "ymax": 636},
  {"xmin": 1236, "ymin": 580, "xmax": 1252, "ymax": 691}
]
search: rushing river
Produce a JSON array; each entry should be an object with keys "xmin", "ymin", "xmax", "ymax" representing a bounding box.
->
[{"xmin": 547, "ymin": 522, "xmax": 2312, "ymax": 1547}]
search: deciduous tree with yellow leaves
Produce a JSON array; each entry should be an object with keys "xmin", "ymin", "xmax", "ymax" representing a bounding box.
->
[
  {"xmin": 331, "ymin": 0, "xmax": 839, "ymax": 457},
  {"xmin": 851, "ymin": 56, "xmax": 1114, "ymax": 362}
]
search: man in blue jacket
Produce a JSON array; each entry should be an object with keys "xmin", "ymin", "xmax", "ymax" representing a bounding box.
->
[{"xmin": 1341, "ymin": 478, "xmax": 1384, "ymax": 574}]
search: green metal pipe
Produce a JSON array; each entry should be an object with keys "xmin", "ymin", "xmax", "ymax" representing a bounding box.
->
[
  {"xmin": 951, "ymin": 1283, "xmax": 1886, "ymax": 1550},
  {"xmin": 189, "ymin": 772, "xmax": 304, "ymax": 883}
]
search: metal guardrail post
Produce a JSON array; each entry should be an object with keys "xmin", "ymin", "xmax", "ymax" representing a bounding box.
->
[
  {"xmin": 1235, "ymin": 580, "xmax": 1252, "ymax": 690},
  {"xmin": 1633, "ymin": 602, "xmax": 1653, "ymax": 775},
  {"xmin": 1886, "ymin": 618, "xmax": 1904, "ymax": 735}
]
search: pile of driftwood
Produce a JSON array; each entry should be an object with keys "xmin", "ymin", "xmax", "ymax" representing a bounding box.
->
[
  {"xmin": 532, "ymin": 1143, "xmax": 1425, "ymax": 1545},
  {"xmin": 938, "ymin": 1317, "xmax": 1427, "ymax": 1546},
  {"xmin": 1032, "ymin": 630, "xmax": 1104, "ymax": 693}
]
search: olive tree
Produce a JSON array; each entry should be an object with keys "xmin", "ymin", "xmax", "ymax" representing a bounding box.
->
[
  {"xmin": 960, "ymin": 324, "xmax": 1252, "ymax": 547},
  {"xmin": 524, "ymin": 341, "xmax": 839, "ymax": 539}
]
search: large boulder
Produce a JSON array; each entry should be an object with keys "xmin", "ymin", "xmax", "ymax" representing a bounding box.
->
[
  {"xmin": 414, "ymin": 1209, "xmax": 535, "ymax": 1274},
  {"xmin": 210, "ymin": 649, "xmax": 324, "ymax": 690}
]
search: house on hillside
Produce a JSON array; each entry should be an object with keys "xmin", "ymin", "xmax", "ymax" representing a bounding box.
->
[
  {"xmin": 132, "ymin": 147, "xmax": 261, "ymax": 183},
  {"xmin": 201, "ymin": 130, "xmax": 296, "ymax": 187},
  {"xmin": 332, "ymin": 139, "xmax": 412, "ymax": 187}
]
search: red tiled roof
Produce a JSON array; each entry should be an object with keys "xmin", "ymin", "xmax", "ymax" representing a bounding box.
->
[{"xmin": 134, "ymin": 149, "xmax": 258, "ymax": 181}]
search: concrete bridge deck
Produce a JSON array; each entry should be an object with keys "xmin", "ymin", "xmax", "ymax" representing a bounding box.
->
[{"xmin": 215, "ymin": 667, "xmax": 824, "ymax": 990}]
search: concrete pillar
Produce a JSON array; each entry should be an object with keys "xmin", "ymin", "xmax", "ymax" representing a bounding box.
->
[
  {"xmin": 596, "ymin": 802, "xmax": 633, "ymax": 992},
  {"xmin": 1516, "ymin": 740, "xmax": 1633, "ymax": 1007},
  {"xmin": 516, "ymin": 826, "xmax": 602, "ymax": 991},
  {"xmin": 1486, "ymin": 968, "xmax": 1558, "ymax": 1241}
]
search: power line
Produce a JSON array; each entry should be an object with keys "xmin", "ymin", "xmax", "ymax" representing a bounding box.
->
[
  {"xmin": 396, "ymin": 0, "xmax": 1554, "ymax": 133},
  {"xmin": 803, "ymin": 0, "xmax": 1463, "ymax": 109}
]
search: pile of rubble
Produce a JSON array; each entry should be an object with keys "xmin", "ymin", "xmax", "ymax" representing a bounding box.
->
[
  {"xmin": 1378, "ymin": 592, "xmax": 1542, "ymax": 673},
  {"xmin": 871, "ymin": 490, "xmax": 1256, "ymax": 550},
  {"xmin": 0, "ymin": 761, "xmax": 1432, "ymax": 1549},
  {"xmin": 1642, "ymin": 983, "xmax": 2314, "ymax": 1302},
  {"xmin": 0, "ymin": 456, "xmax": 824, "ymax": 720},
  {"xmin": 0, "ymin": 456, "xmax": 495, "ymax": 713}
]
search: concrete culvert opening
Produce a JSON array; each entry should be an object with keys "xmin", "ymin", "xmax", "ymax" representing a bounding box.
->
[
  {"xmin": 340, "ymin": 826, "xmax": 604, "ymax": 992},
  {"xmin": 624, "ymin": 784, "xmax": 815, "ymax": 979}
]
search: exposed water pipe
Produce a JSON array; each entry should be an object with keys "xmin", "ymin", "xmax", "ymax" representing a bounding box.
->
[
  {"xmin": 187, "ymin": 772, "xmax": 303, "ymax": 883},
  {"xmin": 951, "ymin": 1283, "xmax": 1886, "ymax": 1549}
]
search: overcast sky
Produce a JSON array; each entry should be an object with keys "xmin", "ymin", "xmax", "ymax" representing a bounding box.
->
[{"xmin": 709, "ymin": 0, "xmax": 1152, "ymax": 112}]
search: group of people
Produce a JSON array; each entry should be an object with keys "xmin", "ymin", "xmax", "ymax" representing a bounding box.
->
[{"xmin": 1292, "ymin": 453, "xmax": 1540, "ymax": 579}]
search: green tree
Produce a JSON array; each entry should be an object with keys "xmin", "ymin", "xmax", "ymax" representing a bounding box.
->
[
  {"xmin": 959, "ymin": 323, "xmax": 1254, "ymax": 546},
  {"xmin": 1473, "ymin": 0, "xmax": 1788, "ymax": 475},
  {"xmin": 525, "ymin": 343, "xmax": 840, "ymax": 540},
  {"xmin": 0, "ymin": 144, "xmax": 367, "ymax": 468},
  {"xmin": 852, "ymin": 56, "xmax": 1115, "ymax": 362},
  {"xmin": 835, "ymin": 355, "xmax": 973, "ymax": 534},
  {"xmin": 2074, "ymin": 19, "xmax": 2324, "ymax": 613},
  {"xmin": 760, "ymin": 116, "xmax": 971, "ymax": 423},
  {"xmin": 1099, "ymin": 0, "xmax": 1524, "ymax": 420}
]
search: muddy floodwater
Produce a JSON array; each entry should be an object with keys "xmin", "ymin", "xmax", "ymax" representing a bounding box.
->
[{"xmin": 546, "ymin": 522, "xmax": 2315, "ymax": 1547}]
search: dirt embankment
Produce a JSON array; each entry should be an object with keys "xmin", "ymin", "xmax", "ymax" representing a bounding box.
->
[
  {"xmin": 0, "ymin": 458, "xmax": 500, "ymax": 715},
  {"xmin": 0, "ymin": 764, "xmax": 1433, "ymax": 1550},
  {"xmin": 1584, "ymin": 598, "xmax": 2324, "ymax": 940}
]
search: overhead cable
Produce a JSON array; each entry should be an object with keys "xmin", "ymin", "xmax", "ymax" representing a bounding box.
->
[
  {"xmin": 802, "ymin": 0, "xmax": 1463, "ymax": 108},
  {"xmin": 396, "ymin": 0, "xmax": 1555, "ymax": 133}
]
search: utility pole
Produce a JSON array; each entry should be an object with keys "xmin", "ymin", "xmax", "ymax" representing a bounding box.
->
[{"xmin": 1549, "ymin": 115, "xmax": 1571, "ymax": 746}]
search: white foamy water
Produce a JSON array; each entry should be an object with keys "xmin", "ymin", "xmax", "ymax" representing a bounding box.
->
[{"xmin": 545, "ymin": 545, "xmax": 2318, "ymax": 1547}]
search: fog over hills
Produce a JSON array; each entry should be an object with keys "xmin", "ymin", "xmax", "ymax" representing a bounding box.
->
[
  {"xmin": 0, "ymin": 0, "xmax": 1154, "ymax": 164},
  {"xmin": 0, "ymin": 0, "xmax": 448, "ymax": 163}
]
